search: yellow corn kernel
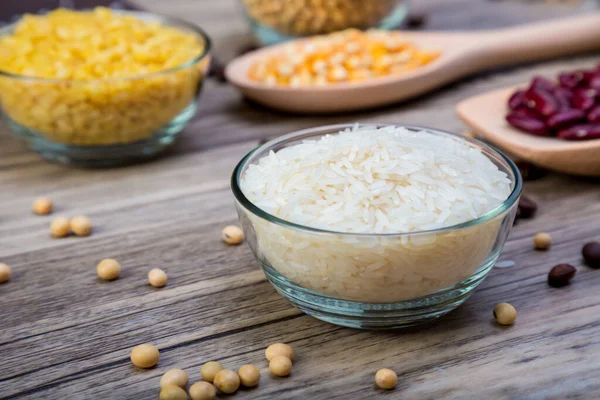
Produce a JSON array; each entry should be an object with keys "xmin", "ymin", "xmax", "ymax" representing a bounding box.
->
[
  {"xmin": 247, "ymin": 29, "xmax": 440, "ymax": 87},
  {"xmin": 349, "ymin": 69, "xmax": 371, "ymax": 82},
  {"xmin": 415, "ymin": 51, "xmax": 441, "ymax": 65},
  {"xmin": 369, "ymin": 43, "xmax": 388, "ymax": 59},
  {"xmin": 372, "ymin": 55, "xmax": 393, "ymax": 72},
  {"xmin": 327, "ymin": 66, "xmax": 348, "ymax": 82}
]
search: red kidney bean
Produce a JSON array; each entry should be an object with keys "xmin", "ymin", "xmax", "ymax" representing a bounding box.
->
[
  {"xmin": 583, "ymin": 71, "xmax": 600, "ymax": 90},
  {"xmin": 559, "ymin": 71, "xmax": 585, "ymax": 89},
  {"xmin": 575, "ymin": 87, "xmax": 598, "ymax": 98},
  {"xmin": 552, "ymin": 86, "xmax": 574, "ymax": 100},
  {"xmin": 588, "ymin": 105, "xmax": 600, "ymax": 123},
  {"xmin": 531, "ymin": 76, "xmax": 555, "ymax": 91},
  {"xmin": 552, "ymin": 87, "xmax": 574, "ymax": 110},
  {"xmin": 524, "ymin": 89, "xmax": 558, "ymax": 117},
  {"xmin": 512, "ymin": 108, "xmax": 542, "ymax": 119},
  {"xmin": 557, "ymin": 124, "xmax": 600, "ymax": 140},
  {"xmin": 507, "ymin": 67, "xmax": 600, "ymax": 140},
  {"xmin": 572, "ymin": 88, "xmax": 597, "ymax": 111},
  {"xmin": 547, "ymin": 109, "xmax": 586, "ymax": 129},
  {"xmin": 508, "ymin": 90, "xmax": 526, "ymax": 110},
  {"xmin": 506, "ymin": 112, "xmax": 548, "ymax": 136}
]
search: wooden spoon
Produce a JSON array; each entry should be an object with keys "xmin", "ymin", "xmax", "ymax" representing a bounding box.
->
[
  {"xmin": 456, "ymin": 86, "xmax": 600, "ymax": 177},
  {"xmin": 226, "ymin": 14, "xmax": 600, "ymax": 113}
]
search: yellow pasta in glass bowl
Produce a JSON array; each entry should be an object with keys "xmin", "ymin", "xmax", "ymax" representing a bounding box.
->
[{"xmin": 0, "ymin": 8, "xmax": 211, "ymax": 166}]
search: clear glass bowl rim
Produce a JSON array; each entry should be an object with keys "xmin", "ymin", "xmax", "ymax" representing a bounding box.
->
[
  {"xmin": 231, "ymin": 123, "xmax": 523, "ymax": 238},
  {"xmin": 0, "ymin": 10, "xmax": 212, "ymax": 84}
]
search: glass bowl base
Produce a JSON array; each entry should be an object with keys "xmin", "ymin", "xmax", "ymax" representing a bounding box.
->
[
  {"xmin": 4, "ymin": 101, "xmax": 197, "ymax": 167},
  {"xmin": 261, "ymin": 257, "xmax": 497, "ymax": 330}
]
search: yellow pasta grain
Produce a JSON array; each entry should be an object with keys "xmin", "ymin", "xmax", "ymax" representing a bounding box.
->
[{"xmin": 0, "ymin": 8, "xmax": 209, "ymax": 146}]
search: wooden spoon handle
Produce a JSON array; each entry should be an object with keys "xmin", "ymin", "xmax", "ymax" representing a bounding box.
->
[{"xmin": 475, "ymin": 14, "xmax": 600, "ymax": 68}]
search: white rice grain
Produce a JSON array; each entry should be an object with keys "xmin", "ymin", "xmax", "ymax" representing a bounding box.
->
[{"xmin": 239, "ymin": 125, "xmax": 512, "ymax": 302}]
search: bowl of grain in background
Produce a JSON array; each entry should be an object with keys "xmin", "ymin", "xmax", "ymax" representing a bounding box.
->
[
  {"xmin": 239, "ymin": 0, "xmax": 409, "ymax": 45},
  {"xmin": 0, "ymin": 8, "xmax": 211, "ymax": 166},
  {"xmin": 232, "ymin": 124, "xmax": 522, "ymax": 329}
]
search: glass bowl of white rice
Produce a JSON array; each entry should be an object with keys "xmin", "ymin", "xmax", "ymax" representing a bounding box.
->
[{"xmin": 231, "ymin": 124, "xmax": 522, "ymax": 329}]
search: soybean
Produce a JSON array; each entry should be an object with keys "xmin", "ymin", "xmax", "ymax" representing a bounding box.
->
[
  {"xmin": 97, "ymin": 259, "xmax": 121, "ymax": 281},
  {"xmin": 375, "ymin": 368, "xmax": 397, "ymax": 390},
  {"xmin": 159, "ymin": 385, "xmax": 188, "ymax": 400},
  {"xmin": 160, "ymin": 369, "xmax": 188, "ymax": 389},
  {"xmin": 70, "ymin": 216, "xmax": 92, "ymax": 237},
  {"xmin": 265, "ymin": 343, "xmax": 294, "ymax": 361},
  {"xmin": 222, "ymin": 226, "xmax": 244, "ymax": 245},
  {"xmin": 189, "ymin": 381, "xmax": 216, "ymax": 400},
  {"xmin": 50, "ymin": 217, "xmax": 70, "ymax": 238},
  {"xmin": 269, "ymin": 355, "xmax": 292, "ymax": 377},
  {"xmin": 0, "ymin": 263, "xmax": 12, "ymax": 283},
  {"xmin": 493, "ymin": 303, "xmax": 517, "ymax": 326},
  {"xmin": 200, "ymin": 361, "xmax": 223, "ymax": 383},
  {"xmin": 130, "ymin": 343, "xmax": 160, "ymax": 368},
  {"xmin": 533, "ymin": 232, "xmax": 552, "ymax": 250},
  {"xmin": 213, "ymin": 369, "xmax": 240, "ymax": 394},
  {"xmin": 33, "ymin": 197, "xmax": 53, "ymax": 215},
  {"xmin": 148, "ymin": 268, "xmax": 168, "ymax": 288},
  {"xmin": 238, "ymin": 364, "xmax": 261, "ymax": 387}
]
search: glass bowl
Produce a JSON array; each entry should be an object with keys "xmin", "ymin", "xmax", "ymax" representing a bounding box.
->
[
  {"xmin": 231, "ymin": 124, "xmax": 522, "ymax": 329},
  {"xmin": 0, "ymin": 11, "xmax": 211, "ymax": 167},
  {"xmin": 239, "ymin": 0, "xmax": 409, "ymax": 45}
]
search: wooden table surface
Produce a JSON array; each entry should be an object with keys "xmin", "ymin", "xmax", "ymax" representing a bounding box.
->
[{"xmin": 2, "ymin": 1, "xmax": 600, "ymax": 399}]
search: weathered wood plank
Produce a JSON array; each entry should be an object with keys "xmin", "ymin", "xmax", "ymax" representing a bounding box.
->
[{"xmin": 1, "ymin": 0, "xmax": 600, "ymax": 399}]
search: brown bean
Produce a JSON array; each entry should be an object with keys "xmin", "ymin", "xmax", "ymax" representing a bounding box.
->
[
  {"xmin": 518, "ymin": 195, "xmax": 537, "ymax": 219},
  {"xmin": 208, "ymin": 58, "xmax": 227, "ymax": 83},
  {"xmin": 406, "ymin": 13, "xmax": 427, "ymax": 29},
  {"xmin": 237, "ymin": 44, "xmax": 260, "ymax": 57},
  {"xmin": 582, "ymin": 242, "xmax": 600, "ymax": 268},
  {"xmin": 548, "ymin": 264, "xmax": 577, "ymax": 288},
  {"xmin": 516, "ymin": 161, "xmax": 548, "ymax": 181}
]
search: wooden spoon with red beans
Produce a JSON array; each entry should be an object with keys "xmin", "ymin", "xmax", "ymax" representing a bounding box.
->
[{"xmin": 506, "ymin": 64, "xmax": 600, "ymax": 141}]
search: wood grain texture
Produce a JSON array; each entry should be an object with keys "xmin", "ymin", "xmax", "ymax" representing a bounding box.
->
[{"xmin": 1, "ymin": 1, "xmax": 600, "ymax": 399}]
